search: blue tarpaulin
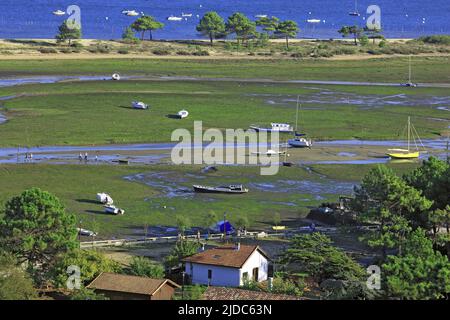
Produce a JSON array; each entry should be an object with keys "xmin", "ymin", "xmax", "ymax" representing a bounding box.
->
[{"xmin": 215, "ymin": 220, "xmax": 235, "ymax": 234}]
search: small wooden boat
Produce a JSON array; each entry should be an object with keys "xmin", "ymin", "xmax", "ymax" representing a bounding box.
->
[{"xmin": 193, "ymin": 184, "xmax": 249, "ymax": 194}]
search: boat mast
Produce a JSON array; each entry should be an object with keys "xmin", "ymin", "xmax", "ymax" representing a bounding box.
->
[
  {"xmin": 408, "ymin": 55, "xmax": 412, "ymax": 83},
  {"xmin": 295, "ymin": 95, "xmax": 300, "ymax": 132},
  {"xmin": 407, "ymin": 116, "xmax": 410, "ymax": 152}
]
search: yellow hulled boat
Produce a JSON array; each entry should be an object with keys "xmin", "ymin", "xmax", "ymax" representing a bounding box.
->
[{"xmin": 386, "ymin": 117, "xmax": 424, "ymax": 160}]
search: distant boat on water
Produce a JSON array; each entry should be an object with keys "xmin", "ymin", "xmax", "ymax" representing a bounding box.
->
[
  {"xmin": 52, "ymin": 10, "xmax": 66, "ymax": 16},
  {"xmin": 123, "ymin": 10, "xmax": 139, "ymax": 16},
  {"xmin": 182, "ymin": 13, "xmax": 193, "ymax": 17},
  {"xmin": 307, "ymin": 19, "xmax": 321, "ymax": 23},
  {"xmin": 349, "ymin": 0, "xmax": 361, "ymax": 16},
  {"xmin": 167, "ymin": 16, "xmax": 183, "ymax": 21},
  {"xmin": 255, "ymin": 14, "xmax": 268, "ymax": 18}
]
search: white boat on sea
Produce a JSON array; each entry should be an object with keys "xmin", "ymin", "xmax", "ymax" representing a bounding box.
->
[
  {"xmin": 182, "ymin": 13, "xmax": 193, "ymax": 17},
  {"xmin": 349, "ymin": 0, "xmax": 361, "ymax": 16},
  {"xmin": 124, "ymin": 10, "xmax": 139, "ymax": 16},
  {"xmin": 255, "ymin": 14, "xmax": 268, "ymax": 18},
  {"xmin": 53, "ymin": 10, "xmax": 66, "ymax": 16},
  {"xmin": 249, "ymin": 123, "xmax": 293, "ymax": 133},
  {"xmin": 307, "ymin": 19, "xmax": 321, "ymax": 23},
  {"xmin": 167, "ymin": 16, "xmax": 183, "ymax": 21}
]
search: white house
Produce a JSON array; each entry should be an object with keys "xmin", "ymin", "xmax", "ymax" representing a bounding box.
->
[{"xmin": 183, "ymin": 244, "xmax": 270, "ymax": 287}]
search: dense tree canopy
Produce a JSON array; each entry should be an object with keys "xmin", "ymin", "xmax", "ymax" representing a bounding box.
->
[
  {"xmin": 226, "ymin": 12, "xmax": 256, "ymax": 45},
  {"xmin": 275, "ymin": 20, "xmax": 299, "ymax": 49},
  {"xmin": 128, "ymin": 256, "xmax": 165, "ymax": 279},
  {"xmin": 338, "ymin": 25, "xmax": 363, "ymax": 45},
  {"xmin": 383, "ymin": 229, "xmax": 450, "ymax": 299},
  {"xmin": 256, "ymin": 16, "xmax": 280, "ymax": 37},
  {"xmin": 55, "ymin": 20, "xmax": 82, "ymax": 45},
  {"xmin": 131, "ymin": 15, "xmax": 164, "ymax": 41},
  {"xmin": 164, "ymin": 240, "xmax": 200, "ymax": 268},
  {"xmin": 50, "ymin": 248, "xmax": 121, "ymax": 288},
  {"xmin": 196, "ymin": 12, "xmax": 226, "ymax": 45},
  {"xmin": 0, "ymin": 188, "xmax": 78, "ymax": 284},
  {"xmin": 280, "ymin": 233, "xmax": 365, "ymax": 283},
  {"xmin": 0, "ymin": 251, "xmax": 37, "ymax": 300}
]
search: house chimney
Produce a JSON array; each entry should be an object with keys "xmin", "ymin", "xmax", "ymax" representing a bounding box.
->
[
  {"xmin": 267, "ymin": 277, "xmax": 273, "ymax": 292},
  {"xmin": 235, "ymin": 242, "xmax": 241, "ymax": 251}
]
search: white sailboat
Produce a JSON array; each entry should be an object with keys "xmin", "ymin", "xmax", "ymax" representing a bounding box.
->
[
  {"xmin": 53, "ymin": 10, "xmax": 66, "ymax": 16},
  {"xmin": 349, "ymin": 0, "xmax": 361, "ymax": 16},
  {"xmin": 167, "ymin": 16, "xmax": 183, "ymax": 21},
  {"xmin": 288, "ymin": 96, "xmax": 312, "ymax": 148},
  {"xmin": 401, "ymin": 55, "xmax": 418, "ymax": 87}
]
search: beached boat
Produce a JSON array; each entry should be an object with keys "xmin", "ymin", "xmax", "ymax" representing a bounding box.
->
[
  {"xmin": 167, "ymin": 16, "xmax": 183, "ymax": 21},
  {"xmin": 112, "ymin": 73, "xmax": 121, "ymax": 81},
  {"xmin": 96, "ymin": 192, "xmax": 113, "ymax": 205},
  {"xmin": 387, "ymin": 117, "xmax": 425, "ymax": 159},
  {"xmin": 104, "ymin": 205, "xmax": 125, "ymax": 215},
  {"xmin": 77, "ymin": 228, "xmax": 97, "ymax": 237},
  {"xmin": 401, "ymin": 56, "xmax": 418, "ymax": 87},
  {"xmin": 53, "ymin": 10, "xmax": 66, "ymax": 16},
  {"xmin": 177, "ymin": 110, "xmax": 189, "ymax": 119},
  {"xmin": 250, "ymin": 123, "xmax": 293, "ymax": 133},
  {"xmin": 288, "ymin": 96, "xmax": 312, "ymax": 148},
  {"xmin": 193, "ymin": 185, "xmax": 249, "ymax": 194},
  {"xmin": 251, "ymin": 149, "xmax": 286, "ymax": 156},
  {"xmin": 132, "ymin": 101, "xmax": 149, "ymax": 109}
]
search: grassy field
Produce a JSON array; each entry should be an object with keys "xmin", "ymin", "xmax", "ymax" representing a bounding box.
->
[
  {"xmin": 0, "ymin": 56, "xmax": 449, "ymax": 83},
  {"xmin": 0, "ymin": 162, "xmax": 420, "ymax": 238},
  {"xmin": 0, "ymin": 79, "xmax": 448, "ymax": 146}
]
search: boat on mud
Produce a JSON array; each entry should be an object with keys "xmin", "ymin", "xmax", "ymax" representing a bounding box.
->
[
  {"xmin": 251, "ymin": 149, "xmax": 285, "ymax": 156},
  {"xmin": 249, "ymin": 123, "xmax": 293, "ymax": 133},
  {"xmin": 132, "ymin": 101, "xmax": 149, "ymax": 109},
  {"xmin": 193, "ymin": 184, "xmax": 249, "ymax": 194},
  {"xmin": 96, "ymin": 192, "xmax": 113, "ymax": 205},
  {"xmin": 288, "ymin": 96, "xmax": 312, "ymax": 148},
  {"xmin": 104, "ymin": 205, "xmax": 125, "ymax": 215},
  {"xmin": 177, "ymin": 110, "xmax": 189, "ymax": 119},
  {"xmin": 387, "ymin": 117, "xmax": 425, "ymax": 159}
]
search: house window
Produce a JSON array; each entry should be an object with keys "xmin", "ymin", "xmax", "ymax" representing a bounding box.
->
[
  {"xmin": 252, "ymin": 267, "xmax": 259, "ymax": 281},
  {"xmin": 242, "ymin": 272, "xmax": 249, "ymax": 281}
]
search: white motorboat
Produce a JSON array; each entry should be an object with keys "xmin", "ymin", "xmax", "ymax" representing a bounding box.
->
[
  {"xmin": 125, "ymin": 10, "xmax": 139, "ymax": 16},
  {"xmin": 182, "ymin": 13, "xmax": 193, "ymax": 17},
  {"xmin": 77, "ymin": 228, "xmax": 97, "ymax": 237},
  {"xmin": 177, "ymin": 110, "xmax": 189, "ymax": 119},
  {"xmin": 96, "ymin": 192, "xmax": 113, "ymax": 205},
  {"xmin": 104, "ymin": 205, "xmax": 125, "ymax": 215},
  {"xmin": 167, "ymin": 16, "xmax": 183, "ymax": 21},
  {"xmin": 53, "ymin": 10, "xmax": 66, "ymax": 16},
  {"xmin": 193, "ymin": 185, "xmax": 249, "ymax": 194},
  {"xmin": 112, "ymin": 73, "xmax": 121, "ymax": 81},
  {"xmin": 249, "ymin": 123, "xmax": 293, "ymax": 133},
  {"xmin": 132, "ymin": 101, "xmax": 149, "ymax": 109},
  {"xmin": 307, "ymin": 19, "xmax": 321, "ymax": 23},
  {"xmin": 255, "ymin": 14, "xmax": 268, "ymax": 18}
]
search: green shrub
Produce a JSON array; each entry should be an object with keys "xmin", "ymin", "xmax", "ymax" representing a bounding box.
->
[
  {"xmin": 128, "ymin": 257, "xmax": 165, "ymax": 279},
  {"xmin": 117, "ymin": 49, "xmax": 130, "ymax": 54},
  {"xmin": 70, "ymin": 42, "xmax": 84, "ymax": 48},
  {"xmin": 176, "ymin": 50, "xmax": 191, "ymax": 55},
  {"xmin": 192, "ymin": 50, "xmax": 210, "ymax": 56},
  {"xmin": 417, "ymin": 35, "xmax": 450, "ymax": 45},
  {"xmin": 152, "ymin": 48, "xmax": 171, "ymax": 55},
  {"xmin": 378, "ymin": 40, "xmax": 387, "ymax": 48},
  {"xmin": 39, "ymin": 47, "xmax": 58, "ymax": 54}
]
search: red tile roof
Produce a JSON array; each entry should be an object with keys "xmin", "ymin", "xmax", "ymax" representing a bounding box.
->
[
  {"xmin": 183, "ymin": 244, "xmax": 270, "ymax": 268},
  {"xmin": 202, "ymin": 287, "xmax": 303, "ymax": 300},
  {"xmin": 86, "ymin": 272, "xmax": 180, "ymax": 296}
]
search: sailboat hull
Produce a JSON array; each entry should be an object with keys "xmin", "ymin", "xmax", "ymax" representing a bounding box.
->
[{"xmin": 387, "ymin": 152, "xmax": 420, "ymax": 159}]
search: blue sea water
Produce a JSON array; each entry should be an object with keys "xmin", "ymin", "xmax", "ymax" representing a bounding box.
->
[{"xmin": 0, "ymin": 0, "xmax": 448, "ymax": 40}]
